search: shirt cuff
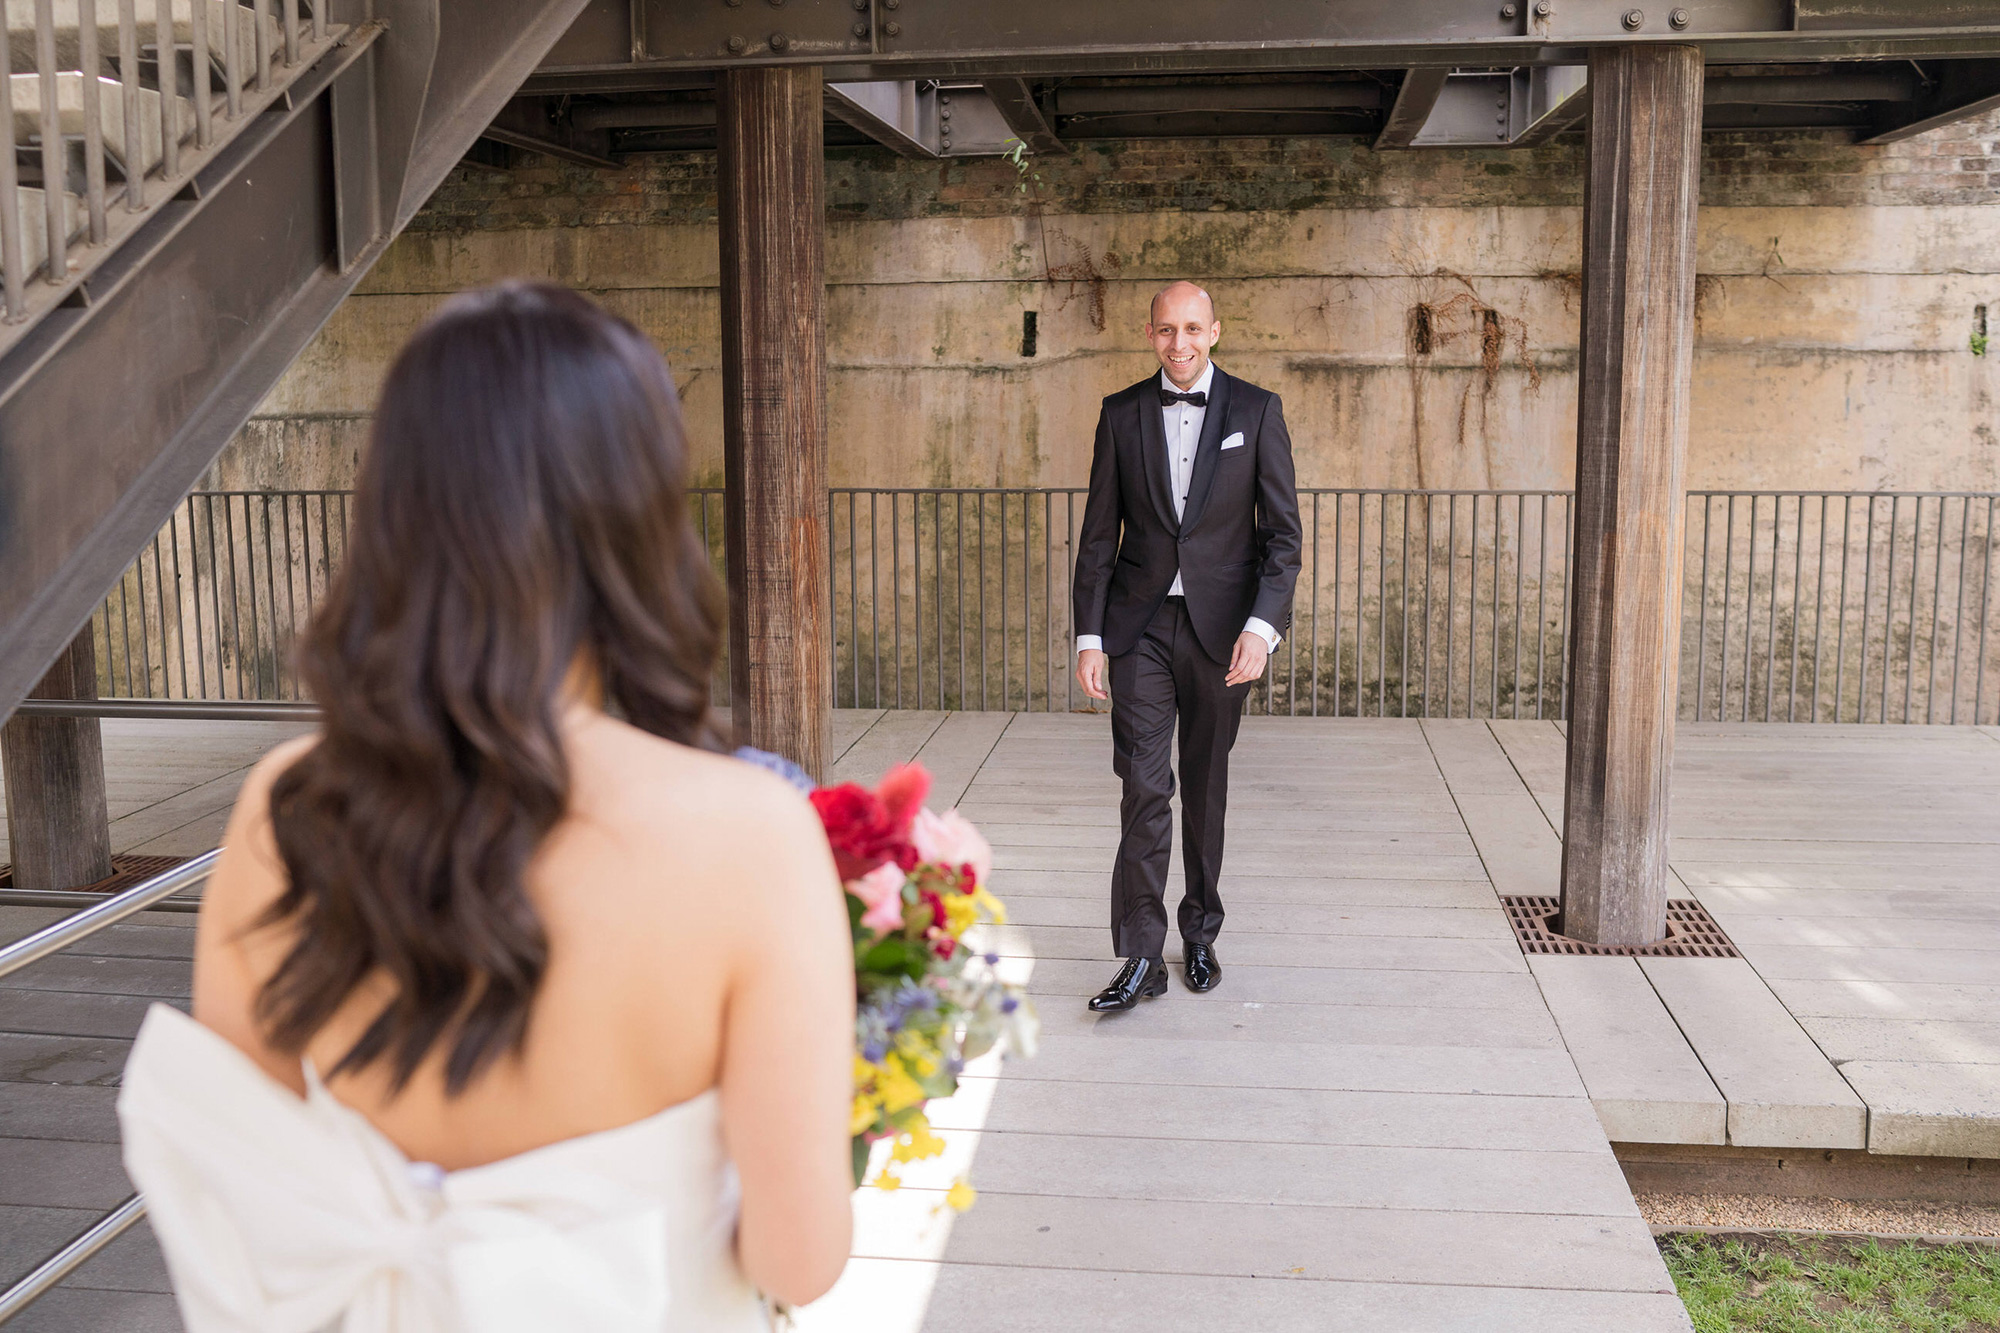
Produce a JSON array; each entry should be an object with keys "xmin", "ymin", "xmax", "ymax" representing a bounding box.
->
[
  {"xmin": 1075, "ymin": 635, "xmax": 1104, "ymax": 655},
  {"xmin": 1243, "ymin": 617, "xmax": 1280, "ymax": 652}
]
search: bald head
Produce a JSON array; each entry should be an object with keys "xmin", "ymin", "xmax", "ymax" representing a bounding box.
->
[
  {"xmin": 1145, "ymin": 280, "xmax": 1221, "ymax": 389},
  {"xmin": 1149, "ymin": 280, "xmax": 1216, "ymax": 325}
]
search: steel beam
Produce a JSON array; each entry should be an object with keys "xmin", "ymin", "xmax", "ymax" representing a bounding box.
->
[
  {"xmin": 1862, "ymin": 58, "xmax": 2000, "ymax": 140},
  {"xmin": 824, "ymin": 79, "xmax": 938, "ymax": 156},
  {"xmin": 1376, "ymin": 69, "xmax": 1449, "ymax": 148},
  {"xmin": 0, "ymin": 0, "xmax": 595, "ymax": 720},
  {"xmin": 482, "ymin": 97, "xmax": 620, "ymax": 167},
  {"xmin": 980, "ymin": 77, "xmax": 1066, "ymax": 154},
  {"xmin": 585, "ymin": 0, "xmax": 2000, "ymax": 79}
]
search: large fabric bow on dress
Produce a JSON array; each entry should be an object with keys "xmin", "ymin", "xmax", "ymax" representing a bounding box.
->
[{"xmin": 118, "ymin": 1005, "xmax": 672, "ymax": 1333}]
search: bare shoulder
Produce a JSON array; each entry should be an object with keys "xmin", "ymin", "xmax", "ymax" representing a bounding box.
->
[
  {"xmin": 573, "ymin": 718, "xmax": 836, "ymax": 913},
  {"xmin": 208, "ymin": 732, "xmax": 321, "ymax": 909}
]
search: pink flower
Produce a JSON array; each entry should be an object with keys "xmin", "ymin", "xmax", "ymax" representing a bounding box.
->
[
  {"xmin": 852, "ymin": 861, "xmax": 906, "ymax": 933},
  {"xmin": 912, "ymin": 807, "xmax": 992, "ymax": 890}
]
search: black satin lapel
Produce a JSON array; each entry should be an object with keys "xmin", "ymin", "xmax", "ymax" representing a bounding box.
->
[
  {"xmin": 1136, "ymin": 383, "xmax": 1178, "ymax": 533},
  {"xmin": 1180, "ymin": 368, "xmax": 1233, "ymax": 532}
]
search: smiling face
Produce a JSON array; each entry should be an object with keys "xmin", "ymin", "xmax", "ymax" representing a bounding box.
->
[{"xmin": 1146, "ymin": 282, "xmax": 1220, "ymax": 390}]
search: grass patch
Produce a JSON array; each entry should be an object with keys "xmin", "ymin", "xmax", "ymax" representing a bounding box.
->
[{"xmin": 1661, "ymin": 1232, "xmax": 2000, "ymax": 1332}]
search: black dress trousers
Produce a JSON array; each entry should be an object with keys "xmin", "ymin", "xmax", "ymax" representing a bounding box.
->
[{"xmin": 1107, "ymin": 595, "xmax": 1252, "ymax": 961}]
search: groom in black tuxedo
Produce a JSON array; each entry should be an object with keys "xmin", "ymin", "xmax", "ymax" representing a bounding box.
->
[{"xmin": 1072, "ymin": 281, "xmax": 1302, "ymax": 1012}]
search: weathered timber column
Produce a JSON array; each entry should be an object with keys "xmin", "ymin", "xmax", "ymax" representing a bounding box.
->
[
  {"xmin": 1558, "ymin": 45, "xmax": 1702, "ymax": 947},
  {"xmin": 717, "ymin": 67, "xmax": 831, "ymax": 780},
  {"xmin": 2, "ymin": 629, "xmax": 113, "ymax": 889}
]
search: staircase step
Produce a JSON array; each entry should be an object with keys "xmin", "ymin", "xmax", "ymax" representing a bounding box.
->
[
  {"xmin": 4, "ymin": 0, "xmax": 282, "ymax": 84},
  {"xmin": 10, "ymin": 71, "xmax": 186, "ymax": 173},
  {"xmin": 8, "ymin": 183, "xmax": 83, "ymax": 277}
]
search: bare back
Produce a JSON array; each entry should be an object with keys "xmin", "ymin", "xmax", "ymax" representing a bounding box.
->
[{"xmin": 191, "ymin": 705, "xmax": 856, "ymax": 1304}]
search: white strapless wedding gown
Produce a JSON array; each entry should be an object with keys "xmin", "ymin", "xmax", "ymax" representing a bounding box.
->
[{"xmin": 117, "ymin": 1004, "xmax": 774, "ymax": 1333}]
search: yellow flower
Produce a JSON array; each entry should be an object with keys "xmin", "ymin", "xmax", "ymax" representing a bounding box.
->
[
  {"xmin": 875, "ymin": 1054, "xmax": 926, "ymax": 1115},
  {"xmin": 849, "ymin": 1093, "xmax": 878, "ymax": 1135},
  {"xmin": 943, "ymin": 892, "xmax": 979, "ymax": 936},
  {"xmin": 891, "ymin": 1114, "xmax": 946, "ymax": 1163},
  {"xmin": 972, "ymin": 887, "xmax": 1008, "ymax": 926},
  {"xmin": 872, "ymin": 1169, "xmax": 902, "ymax": 1192},
  {"xmin": 945, "ymin": 1180, "xmax": 978, "ymax": 1212},
  {"xmin": 852, "ymin": 1054, "xmax": 876, "ymax": 1089}
]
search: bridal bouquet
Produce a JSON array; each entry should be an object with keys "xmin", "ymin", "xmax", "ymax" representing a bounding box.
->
[{"xmin": 810, "ymin": 763, "xmax": 1037, "ymax": 1202}]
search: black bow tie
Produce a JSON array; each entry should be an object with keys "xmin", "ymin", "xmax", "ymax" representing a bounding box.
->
[{"xmin": 1159, "ymin": 389, "xmax": 1207, "ymax": 407}]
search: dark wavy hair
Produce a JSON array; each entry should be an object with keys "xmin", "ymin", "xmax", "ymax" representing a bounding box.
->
[{"xmin": 258, "ymin": 281, "xmax": 725, "ymax": 1094}]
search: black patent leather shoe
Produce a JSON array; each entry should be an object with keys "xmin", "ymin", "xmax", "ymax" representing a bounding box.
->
[
  {"xmin": 1183, "ymin": 942, "xmax": 1221, "ymax": 993},
  {"xmin": 1087, "ymin": 957, "xmax": 1168, "ymax": 1012}
]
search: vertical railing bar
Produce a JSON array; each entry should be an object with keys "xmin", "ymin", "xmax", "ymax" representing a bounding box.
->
[
  {"xmin": 1883, "ymin": 494, "xmax": 1900, "ymax": 725},
  {"xmin": 1720, "ymin": 494, "xmax": 1736, "ymax": 723},
  {"xmin": 282, "ymin": 0, "xmax": 299, "ymax": 66},
  {"xmin": 1976, "ymin": 496, "xmax": 1994, "ymax": 725},
  {"xmin": 1899, "ymin": 493, "xmax": 1917, "ymax": 724},
  {"xmin": 1444, "ymin": 495, "xmax": 1456, "ymax": 719},
  {"xmin": 220, "ymin": 495, "xmax": 245, "ymax": 698},
  {"xmin": 157, "ymin": 0, "xmax": 180, "ymax": 181},
  {"xmin": 1763, "ymin": 494, "xmax": 1780, "ymax": 723},
  {"xmin": 1332, "ymin": 492, "xmax": 1344, "ymax": 715},
  {"xmin": 1022, "ymin": 490, "xmax": 1031, "ymax": 712},
  {"xmin": 1354, "ymin": 492, "xmax": 1365, "ymax": 715},
  {"xmin": 999, "ymin": 492, "xmax": 1009, "ymax": 711},
  {"xmin": 176, "ymin": 508, "xmax": 200, "ymax": 697},
  {"xmin": 279, "ymin": 495, "xmax": 299, "ymax": 698},
  {"xmin": 1512, "ymin": 493, "xmax": 1525, "ymax": 720},
  {"xmin": 258, "ymin": 496, "xmax": 279, "ymax": 698},
  {"xmin": 1489, "ymin": 495, "xmax": 1502, "ymax": 719},
  {"xmin": 311, "ymin": 0, "xmax": 323, "ymax": 44},
  {"xmin": 1694, "ymin": 496, "xmax": 1712, "ymax": 721},
  {"xmin": 956, "ymin": 493, "xmax": 965, "ymax": 712},
  {"xmin": 1560, "ymin": 493, "xmax": 1573, "ymax": 722},
  {"xmin": 222, "ymin": 0, "xmax": 241, "ymax": 118},
  {"xmin": 0, "ymin": 8, "xmax": 23, "ymax": 320},
  {"xmin": 254, "ymin": 0, "xmax": 271, "ymax": 92},
  {"xmin": 869, "ymin": 492, "xmax": 880, "ymax": 709},
  {"xmin": 1952, "ymin": 495, "xmax": 1971, "ymax": 725},
  {"xmin": 78, "ymin": 0, "xmax": 108, "ymax": 243},
  {"xmin": 1800, "ymin": 490, "xmax": 1816, "ymax": 716},
  {"xmin": 978, "ymin": 493, "xmax": 987, "ymax": 712},
  {"xmin": 1836, "ymin": 497, "xmax": 1854, "ymax": 722},
  {"xmin": 118, "ymin": 0, "xmax": 142, "ymax": 212},
  {"xmin": 1310, "ymin": 492, "xmax": 1321, "ymax": 717},
  {"xmin": 126, "ymin": 544, "xmax": 147, "ymax": 695},
  {"xmin": 151, "ymin": 527, "xmax": 173, "ymax": 695},
  {"xmin": 891, "ymin": 491, "xmax": 902, "ymax": 709},
  {"xmin": 1423, "ymin": 495, "xmax": 1435, "ymax": 718},
  {"xmin": 1536, "ymin": 493, "xmax": 1549, "ymax": 720},
  {"xmin": 1374, "ymin": 493, "xmax": 1387, "ymax": 717},
  {"xmin": 1398, "ymin": 493, "xmax": 1410, "ymax": 718},
  {"xmin": 237, "ymin": 497, "xmax": 262, "ymax": 699},
  {"xmin": 1858, "ymin": 496, "xmax": 1877, "ymax": 723},
  {"xmin": 112, "ymin": 564, "xmax": 134, "ymax": 694},
  {"xmin": 1742, "ymin": 494, "xmax": 1758, "ymax": 723},
  {"xmin": 199, "ymin": 496, "xmax": 221, "ymax": 699},
  {"xmin": 1926, "ymin": 492, "xmax": 1946, "ymax": 724},
  {"xmin": 845, "ymin": 491, "xmax": 856, "ymax": 708},
  {"xmin": 1469, "ymin": 495, "xmax": 1480, "ymax": 719},
  {"xmin": 1043, "ymin": 491, "xmax": 1052, "ymax": 712},
  {"xmin": 1810, "ymin": 495, "xmax": 1829, "ymax": 723},
  {"xmin": 35, "ymin": 0, "xmax": 69, "ymax": 284},
  {"xmin": 188, "ymin": 0, "xmax": 211, "ymax": 146}
]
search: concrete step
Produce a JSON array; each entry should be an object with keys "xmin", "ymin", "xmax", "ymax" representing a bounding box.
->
[
  {"xmin": 9, "ymin": 71, "xmax": 186, "ymax": 174},
  {"xmin": 5, "ymin": 0, "xmax": 283, "ymax": 85}
]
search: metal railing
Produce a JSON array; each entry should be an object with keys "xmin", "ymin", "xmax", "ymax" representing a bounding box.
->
[
  {"xmin": 0, "ymin": 851, "xmax": 213, "ymax": 1324},
  {"xmin": 88, "ymin": 487, "xmax": 2000, "ymax": 724},
  {"xmin": 0, "ymin": 0, "xmax": 333, "ymax": 347}
]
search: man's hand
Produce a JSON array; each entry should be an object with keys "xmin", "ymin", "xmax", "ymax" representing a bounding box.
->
[
  {"xmin": 1224, "ymin": 631, "xmax": 1269, "ymax": 687},
  {"xmin": 1076, "ymin": 648, "xmax": 1109, "ymax": 700}
]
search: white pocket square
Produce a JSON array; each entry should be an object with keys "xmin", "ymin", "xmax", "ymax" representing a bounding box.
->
[{"xmin": 1220, "ymin": 431, "xmax": 1246, "ymax": 451}]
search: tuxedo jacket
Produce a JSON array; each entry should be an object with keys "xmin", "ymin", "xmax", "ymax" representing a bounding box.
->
[{"xmin": 1072, "ymin": 367, "xmax": 1303, "ymax": 665}]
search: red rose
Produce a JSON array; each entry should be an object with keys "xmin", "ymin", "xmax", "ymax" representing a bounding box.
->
[
  {"xmin": 933, "ymin": 936, "xmax": 957, "ymax": 961},
  {"xmin": 810, "ymin": 763, "xmax": 932, "ymax": 881}
]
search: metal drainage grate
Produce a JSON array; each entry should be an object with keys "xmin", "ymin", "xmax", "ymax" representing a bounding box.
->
[
  {"xmin": 0, "ymin": 854, "xmax": 191, "ymax": 895},
  {"xmin": 1502, "ymin": 895, "xmax": 1741, "ymax": 958}
]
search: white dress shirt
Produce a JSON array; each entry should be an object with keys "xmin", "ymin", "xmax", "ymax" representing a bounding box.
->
[{"xmin": 1077, "ymin": 361, "xmax": 1280, "ymax": 657}]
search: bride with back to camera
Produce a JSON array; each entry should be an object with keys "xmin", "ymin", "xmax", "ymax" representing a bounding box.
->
[{"xmin": 116, "ymin": 281, "xmax": 856, "ymax": 1331}]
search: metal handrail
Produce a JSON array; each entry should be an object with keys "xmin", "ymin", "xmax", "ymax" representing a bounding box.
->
[
  {"xmin": 9, "ymin": 699, "xmax": 320, "ymax": 721},
  {"xmin": 0, "ymin": 854, "xmax": 220, "ymax": 1321},
  {"xmin": 0, "ymin": 1196, "xmax": 147, "ymax": 1324},
  {"xmin": 0, "ymin": 850, "xmax": 214, "ymax": 979}
]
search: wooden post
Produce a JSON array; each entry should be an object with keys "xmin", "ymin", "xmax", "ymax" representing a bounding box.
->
[
  {"xmin": 717, "ymin": 67, "xmax": 831, "ymax": 780},
  {"xmin": 1558, "ymin": 45, "xmax": 1703, "ymax": 948},
  {"xmin": 2, "ymin": 629, "xmax": 113, "ymax": 890}
]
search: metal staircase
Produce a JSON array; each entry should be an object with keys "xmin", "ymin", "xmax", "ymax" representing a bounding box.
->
[{"xmin": 0, "ymin": 0, "xmax": 592, "ymax": 717}]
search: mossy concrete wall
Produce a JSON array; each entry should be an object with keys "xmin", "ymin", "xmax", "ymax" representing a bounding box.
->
[{"xmin": 206, "ymin": 119, "xmax": 2000, "ymax": 495}]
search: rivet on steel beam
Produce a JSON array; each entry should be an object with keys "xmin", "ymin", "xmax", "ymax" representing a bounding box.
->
[
  {"xmin": 885, "ymin": 20, "xmax": 901, "ymax": 34},
  {"xmin": 769, "ymin": 31, "xmax": 789, "ymax": 48},
  {"xmin": 1534, "ymin": 0, "xmax": 1550, "ymax": 14},
  {"xmin": 852, "ymin": 20, "xmax": 868, "ymax": 37},
  {"xmin": 1622, "ymin": 8, "xmax": 1643, "ymax": 27},
  {"xmin": 1669, "ymin": 6, "xmax": 1690, "ymax": 25},
  {"xmin": 1499, "ymin": 2, "xmax": 1517, "ymax": 15},
  {"xmin": 885, "ymin": 0, "xmax": 899, "ymax": 8},
  {"xmin": 726, "ymin": 33, "xmax": 746, "ymax": 50}
]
